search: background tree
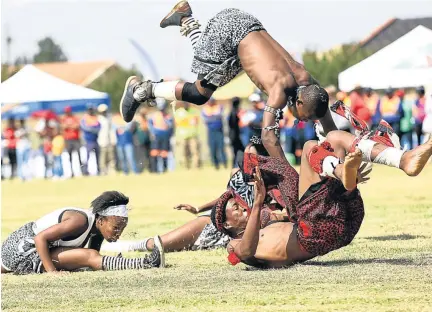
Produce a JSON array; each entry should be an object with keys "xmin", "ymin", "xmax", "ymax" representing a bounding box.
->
[
  {"xmin": 302, "ymin": 43, "xmax": 372, "ymax": 88},
  {"xmin": 89, "ymin": 65, "xmax": 142, "ymax": 112},
  {"xmin": 33, "ymin": 37, "xmax": 68, "ymax": 63}
]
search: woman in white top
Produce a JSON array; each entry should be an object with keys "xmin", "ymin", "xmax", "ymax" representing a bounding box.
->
[{"xmin": 1, "ymin": 191, "xmax": 164, "ymax": 275}]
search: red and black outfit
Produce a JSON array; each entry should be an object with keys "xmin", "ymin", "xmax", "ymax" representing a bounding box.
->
[{"xmin": 213, "ymin": 151, "xmax": 364, "ymax": 258}]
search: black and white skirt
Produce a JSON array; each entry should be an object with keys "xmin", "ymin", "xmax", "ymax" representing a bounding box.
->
[
  {"xmin": 1, "ymin": 222, "xmax": 57, "ymax": 275},
  {"xmin": 191, "ymin": 223, "xmax": 230, "ymax": 250},
  {"xmin": 191, "ymin": 8, "xmax": 265, "ymax": 87}
]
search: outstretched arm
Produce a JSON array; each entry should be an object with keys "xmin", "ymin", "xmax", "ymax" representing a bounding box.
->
[
  {"xmin": 174, "ymin": 197, "xmax": 219, "ymax": 214},
  {"xmin": 231, "ymin": 166, "xmax": 266, "ymax": 261},
  {"xmin": 261, "ymin": 91, "xmax": 287, "ymax": 159}
]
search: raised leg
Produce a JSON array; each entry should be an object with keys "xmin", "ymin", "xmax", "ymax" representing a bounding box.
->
[
  {"xmin": 299, "ymin": 141, "xmax": 322, "ymax": 199},
  {"xmin": 146, "ymin": 217, "xmax": 211, "ymax": 252}
]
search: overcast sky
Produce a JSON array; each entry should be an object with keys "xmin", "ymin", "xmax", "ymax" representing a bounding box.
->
[{"xmin": 2, "ymin": 0, "xmax": 432, "ymax": 80}]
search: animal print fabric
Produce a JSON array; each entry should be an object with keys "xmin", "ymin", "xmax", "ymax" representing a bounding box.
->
[
  {"xmin": 191, "ymin": 224, "xmax": 231, "ymax": 250},
  {"xmin": 296, "ymin": 179, "xmax": 365, "ymax": 256},
  {"xmin": 191, "ymin": 8, "xmax": 265, "ymax": 87},
  {"xmin": 242, "ymin": 153, "xmax": 299, "ymax": 217},
  {"xmin": 1, "ymin": 222, "xmax": 57, "ymax": 274},
  {"xmin": 242, "ymin": 153, "xmax": 364, "ymax": 256}
]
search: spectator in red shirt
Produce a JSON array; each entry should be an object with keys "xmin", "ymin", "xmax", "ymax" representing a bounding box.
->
[
  {"xmin": 349, "ymin": 86, "xmax": 371, "ymax": 127},
  {"xmin": 61, "ymin": 106, "xmax": 83, "ymax": 177},
  {"xmin": 3, "ymin": 118, "xmax": 18, "ymax": 179}
]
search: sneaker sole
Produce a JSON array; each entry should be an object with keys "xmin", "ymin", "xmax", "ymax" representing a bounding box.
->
[
  {"xmin": 153, "ymin": 235, "xmax": 165, "ymax": 268},
  {"xmin": 160, "ymin": 1, "xmax": 190, "ymax": 27},
  {"xmin": 119, "ymin": 75, "xmax": 138, "ymax": 121}
]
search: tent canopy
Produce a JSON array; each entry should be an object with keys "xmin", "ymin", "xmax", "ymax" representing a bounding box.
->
[
  {"xmin": 339, "ymin": 25, "xmax": 432, "ymax": 91},
  {"xmin": 1, "ymin": 65, "xmax": 110, "ymax": 119}
]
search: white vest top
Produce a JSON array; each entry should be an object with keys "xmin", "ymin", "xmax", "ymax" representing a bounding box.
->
[{"xmin": 33, "ymin": 207, "xmax": 96, "ymax": 247}]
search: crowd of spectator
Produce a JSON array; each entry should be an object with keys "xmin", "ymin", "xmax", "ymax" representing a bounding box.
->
[
  {"xmin": 329, "ymin": 85, "xmax": 431, "ymax": 149},
  {"xmin": 2, "ymin": 85, "xmax": 431, "ymax": 181}
]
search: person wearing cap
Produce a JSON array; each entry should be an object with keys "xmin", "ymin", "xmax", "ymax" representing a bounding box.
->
[
  {"xmin": 413, "ymin": 86, "xmax": 426, "ymax": 146},
  {"xmin": 376, "ymin": 88, "xmax": 404, "ymax": 136},
  {"xmin": 97, "ymin": 104, "xmax": 117, "ymax": 175},
  {"xmin": 201, "ymin": 97, "xmax": 227, "ymax": 170},
  {"xmin": 1, "ymin": 191, "xmax": 165, "ymax": 275},
  {"xmin": 148, "ymin": 99, "xmax": 174, "ymax": 173},
  {"xmin": 61, "ymin": 106, "xmax": 83, "ymax": 177},
  {"xmin": 80, "ymin": 106, "xmax": 101, "ymax": 175}
]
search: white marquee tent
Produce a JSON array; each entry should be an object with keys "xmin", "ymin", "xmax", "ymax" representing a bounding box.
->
[
  {"xmin": 339, "ymin": 25, "xmax": 432, "ymax": 91},
  {"xmin": 1, "ymin": 65, "xmax": 110, "ymax": 119}
]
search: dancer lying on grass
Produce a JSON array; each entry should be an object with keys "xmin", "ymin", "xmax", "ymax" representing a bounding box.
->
[
  {"xmin": 1, "ymin": 191, "xmax": 164, "ymax": 275},
  {"xmin": 211, "ymin": 104, "xmax": 432, "ymax": 268},
  {"xmin": 102, "ymin": 144, "xmax": 288, "ymax": 254}
]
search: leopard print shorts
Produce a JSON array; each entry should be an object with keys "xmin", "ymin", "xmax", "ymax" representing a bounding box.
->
[
  {"xmin": 191, "ymin": 8, "xmax": 265, "ymax": 87},
  {"xmin": 1, "ymin": 222, "xmax": 58, "ymax": 274},
  {"xmin": 1, "ymin": 223, "xmax": 42, "ymax": 274}
]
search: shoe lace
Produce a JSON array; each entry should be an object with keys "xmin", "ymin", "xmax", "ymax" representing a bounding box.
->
[{"xmin": 146, "ymin": 247, "xmax": 160, "ymax": 267}]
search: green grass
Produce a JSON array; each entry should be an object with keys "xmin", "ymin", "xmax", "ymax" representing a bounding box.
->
[{"xmin": 2, "ymin": 166, "xmax": 432, "ymax": 312}]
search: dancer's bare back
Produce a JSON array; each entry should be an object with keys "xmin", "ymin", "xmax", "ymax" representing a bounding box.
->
[{"xmin": 239, "ymin": 31, "xmax": 311, "ymax": 100}]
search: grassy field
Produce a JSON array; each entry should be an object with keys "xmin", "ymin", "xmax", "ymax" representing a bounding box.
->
[{"xmin": 2, "ymin": 165, "xmax": 432, "ymax": 312}]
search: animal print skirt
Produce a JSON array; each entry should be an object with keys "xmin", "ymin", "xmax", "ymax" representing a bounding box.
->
[
  {"xmin": 1, "ymin": 222, "xmax": 56, "ymax": 274},
  {"xmin": 191, "ymin": 8, "xmax": 265, "ymax": 87}
]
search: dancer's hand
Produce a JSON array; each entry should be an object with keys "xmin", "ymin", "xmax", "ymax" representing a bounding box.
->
[
  {"xmin": 357, "ymin": 161, "xmax": 372, "ymax": 184},
  {"xmin": 253, "ymin": 166, "xmax": 266, "ymax": 206},
  {"xmin": 174, "ymin": 204, "xmax": 198, "ymax": 214}
]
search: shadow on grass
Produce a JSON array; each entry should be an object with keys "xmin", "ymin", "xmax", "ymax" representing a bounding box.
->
[
  {"xmin": 244, "ymin": 257, "xmax": 432, "ymax": 270},
  {"xmin": 304, "ymin": 257, "xmax": 432, "ymax": 267},
  {"xmin": 363, "ymin": 234, "xmax": 427, "ymax": 241}
]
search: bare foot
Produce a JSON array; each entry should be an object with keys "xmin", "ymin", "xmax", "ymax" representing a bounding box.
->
[
  {"xmin": 342, "ymin": 148, "xmax": 363, "ymax": 191},
  {"xmin": 400, "ymin": 136, "xmax": 432, "ymax": 176}
]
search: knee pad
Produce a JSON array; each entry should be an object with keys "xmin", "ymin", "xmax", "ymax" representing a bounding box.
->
[
  {"xmin": 307, "ymin": 141, "xmax": 338, "ymax": 176},
  {"xmin": 182, "ymin": 82, "xmax": 211, "ymax": 105}
]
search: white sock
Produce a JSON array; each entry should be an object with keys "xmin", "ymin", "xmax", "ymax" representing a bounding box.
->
[
  {"xmin": 357, "ymin": 139, "xmax": 377, "ymax": 162},
  {"xmin": 128, "ymin": 238, "xmax": 150, "ymax": 252},
  {"xmin": 373, "ymin": 148, "xmax": 405, "ymax": 168},
  {"xmin": 152, "ymin": 80, "xmax": 180, "ymax": 101},
  {"xmin": 357, "ymin": 139, "xmax": 404, "ymax": 168},
  {"xmin": 181, "ymin": 17, "xmax": 202, "ymax": 47},
  {"xmin": 101, "ymin": 238, "xmax": 150, "ymax": 253},
  {"xmin": 321, "ymin": 156, "xmax": 340, "ymax": 178}
]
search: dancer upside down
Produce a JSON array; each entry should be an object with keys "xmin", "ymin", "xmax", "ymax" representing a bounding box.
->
[
  {"xmin": 120, "ymin": 1, "xmax": 338, "ymax": 159},
  {"xmin": 211, "ymin": 103, "xmax": 432, "ymax": 268}
]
